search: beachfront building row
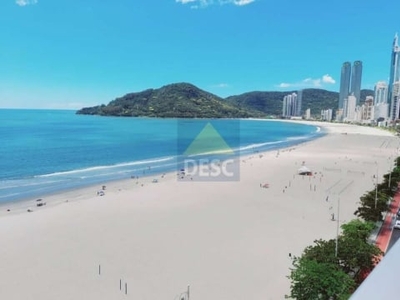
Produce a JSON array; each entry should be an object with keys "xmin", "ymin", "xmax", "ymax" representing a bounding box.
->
[
  {"xmin": 369, "ymin": 80, "xmax": 400, "ymax": 124},
  {"xmin": 337, "ymin": 95, "xmax": 375, "ymax": 124},
  {"xmin": 333, "ymin": 34, "xmax": 400, "ymax": 125},
  {"xmin": 343, "ymin": 81, "xmax": 391, "ymax": 124},
  {"xmin": 321, "ymin": 109, "xmax": 333, "ymax": 122},
  {"xmin": 282, "ymin": 91, "xmax": 302, "ymax": 118}
]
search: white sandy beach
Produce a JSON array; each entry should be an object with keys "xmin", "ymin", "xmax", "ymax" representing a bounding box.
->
[{"xmin": 0, "ymin": 122, "xmax": 398, "ymax": 300}]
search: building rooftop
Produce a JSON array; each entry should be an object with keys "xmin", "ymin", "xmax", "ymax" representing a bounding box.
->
[{"xmin": 350, "ymin": 239, "xmax": 400, "ymax": 299}]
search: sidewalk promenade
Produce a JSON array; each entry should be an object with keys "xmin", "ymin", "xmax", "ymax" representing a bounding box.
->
[{"xmin": 376, "ymin": 188, "xmax": 400, "ymax": 253}]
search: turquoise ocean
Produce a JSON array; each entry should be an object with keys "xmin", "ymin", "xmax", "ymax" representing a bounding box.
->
[{"xmin": 0, "ymin": 109, "xmax": 323, "ymax": 203}]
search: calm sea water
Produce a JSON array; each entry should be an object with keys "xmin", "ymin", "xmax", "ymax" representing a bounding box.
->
[{"xmin": 0, "ymin": 109, "xmax": 323, "ymax": 203}]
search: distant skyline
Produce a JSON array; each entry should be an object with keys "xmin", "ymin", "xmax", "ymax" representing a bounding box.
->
[{"xmin": 1, "ymin": 0, "xmax": 400, "ymax": 109}]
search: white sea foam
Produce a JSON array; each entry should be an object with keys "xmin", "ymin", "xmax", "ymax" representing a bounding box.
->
[
  {"xmin": 0, "ymin": 179, "xmax": 65, "ymax": 190},
  {"xmin": 236, "ymin": 140, "xmax": 284, "ymax": 152},
  {"xmin": 285, "ymin": 136, "xmax": 308, "ymax": 141},
  {"xmin": 35, "ymin": 156, "xmax": 176, "ymax": 178}
]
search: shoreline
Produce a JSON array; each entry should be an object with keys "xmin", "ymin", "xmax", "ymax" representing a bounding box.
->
[
  {"xmin": 0, "ymin": 119, "xmax": 324, "ymax": 211},
  {"xmin": 0, "ymin": 122, "xmax": 397, "ymax": 299}
]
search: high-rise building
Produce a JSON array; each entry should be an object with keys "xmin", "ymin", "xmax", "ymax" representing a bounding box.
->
[
  {"xmin": 321, "ymin": 109, "xmax": 333, "ymax": 122},
  {"xmin": 374, "ymin": 81, "xmax": 388, "ymax": 105},
  {"xmin": 361, "ymin": 96, "xmax": 374, "ymax": 121},
  {"xmin": 296, "ymin": 90, "xmax": 303, "ymax": 117},
  {"xmin": 350, "ymin": 61, "xmax": 363, "ymax": 105},
  {"xmin": 345, "ymin": 95, "xmax": 357, "ymax": 121},
  {"xmin": 339, "ymin": 62, "xmax": 351, "ymax": 110},
  {"xmin": 305, "ymin": 108, "xmax": 311, "ymax": 120},
  {"xmin": 335, "ymin": 109, "xmax": 344, "ymax": 121},
  {"xmin": 339, "ymin": 61, "xmax": 363, "ymax": 111},
  {"xmin": 388, "ymin": 33, "xmax": 400, "ymax": 120},
  {"xmin": 390, "ymin": 81, "xmax": 400, "ymax": 121},
  {"xmin": 374, "ymin": 102, "xmax": 389, "ymax": 121},
  {"xmin": 282, "ymin": 93, "xmax": 298, "ymax": 118},
  {"xmin": 282, "ymin": 92, "xmax": 302, "ymax": 118}
]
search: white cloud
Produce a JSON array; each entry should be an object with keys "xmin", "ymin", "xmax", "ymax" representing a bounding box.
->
[
  {"xmin": 303, "ymin": 78, "xmax": 322, "ymax": 87},
  {"xmin": 176, "ymin": 0, "xmax": 255, "ymax": 8},
  {"xmin": 233, "ymin": 0, "xmax": 254, "ymax": 5},
  {"xmin": 16, "ymin": 0, "xmax": 38, "ymax": 6},
  {"xmin": 279, "ymin": 83, "xmax": 291, "ymax": 88},
  {"xmin": 277, "ymin": 74, "xmax": 336, "ymax": 89},
  {"xmin": 176, "ymin": 0, "xmax": 196, "ymax": 3},
  {"xmin": 215, "ymin": 83, "xmax": 229, "ymax": 88},
  {"xmin": 322, "ymin": 74, "xmax": 336, "ymax": 84}
]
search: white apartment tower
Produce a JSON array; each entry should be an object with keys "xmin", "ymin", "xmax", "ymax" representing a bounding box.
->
[
  {"xmin": 374, "ymin": 81, "xmax": 388, "ymax": 105},
  {"xmin": 282, "ymin": 92, "xmax": 301, "ymax": 118},
  {"xmin": 321, "ymin": 109, "xmax": 333, "ymax": 122},
  {"xmin": 375, "ymin": 103, "xmax": 389, "ymax": 121},
  {"xmin": 305, "ymin": 108, "xmax": 311, "ymax": 120},
  {"xmin": 374, "ymin": 81, "xmax": 389, "ymax": 121},
  {"xmin": 361, "ymin": 96, "xmax": 374, "ymax": 121},
  {"xmin": 345, "ymin": 95, "xmax": 357, "ymax": 121},
  {"xmin": 391, "ymin": 81, "xmax": 400, "ymax": 121}
]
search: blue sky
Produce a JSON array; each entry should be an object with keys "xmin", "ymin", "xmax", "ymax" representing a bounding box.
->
[{"xmin": 0, "ymin": 0, "xmax": 399, "ymax": 109}]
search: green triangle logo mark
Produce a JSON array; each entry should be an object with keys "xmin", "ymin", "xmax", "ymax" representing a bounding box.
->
[{"xmin": 184, "ymin": 123, "xmax": 234, "ymax": 156}]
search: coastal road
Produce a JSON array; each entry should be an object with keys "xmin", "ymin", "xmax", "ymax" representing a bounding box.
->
[
  {"xmin": 387, "ymin": 222, "xmax": 400, "ymax": 252},
  {"xmin": 382, "ymin": 188, "xmax": 400, "ymax": 253}
]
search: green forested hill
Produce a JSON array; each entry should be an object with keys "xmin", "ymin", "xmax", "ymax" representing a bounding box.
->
[
  {"xmin": 76, "ymin": 82, "xmax": 374, "ymax": 118},
  {"xmin": 76, "ymin": 83, "xmax": 263, "ymax": 118},
  {"xmin": 226, "ymin": 88, "xmax": 374, "ymax": 116}
]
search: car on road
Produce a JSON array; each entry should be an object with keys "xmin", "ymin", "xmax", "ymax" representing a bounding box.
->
[
  {"xmin": 397, "ymin": 208, "xmax": 400, "ymax": 218},
  {"xmin": 394, "ymin": 220, "xmax": 400, "ymax": 229}
]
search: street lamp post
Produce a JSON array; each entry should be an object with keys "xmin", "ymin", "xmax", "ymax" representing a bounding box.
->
[
  {"xmin": 375, "ymin": 163, "xmax": 379, "ymax": 209},
  {"xmin": 335, "ymin": 196, "xmax": 340, "ymax": 257},
  {"xmin": 177, "ymin": 285, "xmax": 190, "ymax": 300},
  {"xmin": 389, "ymin": 157, "xmax": 393, "ymax": 188},
  {"xmin": 333, "ymin": 180, "xmax": 354, "ymax": 258}
]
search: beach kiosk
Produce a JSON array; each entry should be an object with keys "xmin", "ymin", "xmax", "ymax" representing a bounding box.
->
[{"xmin": 298, "ymin": 166, "xmax": 312, "ymax": 176}]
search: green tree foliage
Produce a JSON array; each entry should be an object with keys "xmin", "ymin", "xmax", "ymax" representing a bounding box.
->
[
  {"xmin": 382, "ymin": 165, "xmax": 400, "ymax": 196},
  {"xmin": 226, "ymin": 91, "xmax": 287, "ymax": 116},
  {"xmin": 287, "ymin": 258, "xmax": 354, "ymax": 300},
  {"xmin": 354, "ymin": 190, "xmax": 389, "ymax": 222},
  {"xmin": 340, "ymin": 219, "xmax": 375, "ymax": 242},
  {"xmin": 287, "ymin": 220, "xmax": 382, "ymax": 299},
  {"xmin": 338, "ymin": 226, "xmax": 382, "ymax": 282},
  {"xmin": 302, "ymin": 239, "xmax": 338, "ymax": 265}
]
